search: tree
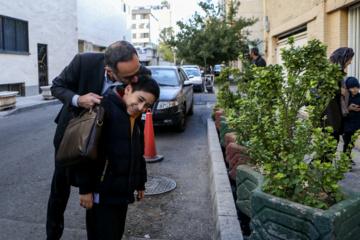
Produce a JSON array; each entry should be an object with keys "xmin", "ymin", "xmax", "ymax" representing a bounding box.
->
[
  {"xmin": 167, "ymin": 0, "xmax": 257, "ymax": 69},
  {"xmin": 158, "ymin": 27, "xmax": 175, "ymax": 63}
]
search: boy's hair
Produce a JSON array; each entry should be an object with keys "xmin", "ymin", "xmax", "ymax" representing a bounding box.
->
[{"xmin": 131, "ymin": 75, "xmax": 160, "ymax": 101}]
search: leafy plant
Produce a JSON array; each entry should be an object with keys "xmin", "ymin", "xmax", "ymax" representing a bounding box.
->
[{"xmin": 220, "ymin": 37, "xmax": 358, "ymax": 209}]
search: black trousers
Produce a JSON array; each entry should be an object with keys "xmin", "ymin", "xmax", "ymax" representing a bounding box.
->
[
  {"xmin": 46, "ymin": 165, "xmax": 71, "ymax": 240},
  {"xmin": 86, "ymin": 203, "xmax": 128, "ymax": 240}
]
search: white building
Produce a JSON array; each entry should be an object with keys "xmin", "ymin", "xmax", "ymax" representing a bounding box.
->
[
  {"xmin": 132, "ymin": 8, "xmax": 160, "ymax": 48},
  {"xmin": 0, "ymin": 0, "xmax": 132, "ymax": 96},
  {"xmin": 77, "ymin": 0, "xmax": 132, "ymax": 52}
]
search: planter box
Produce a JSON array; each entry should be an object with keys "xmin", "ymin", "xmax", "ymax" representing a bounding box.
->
[
  {"xmin": 236, "ymin": 166, "xmax": 360, "ymax": 240},
  {"xmin": 40, "ymin": 86, "xmax": 55, "ymax": 100},
  {"xmin": 236, "ymin": 166, "xmax": 264, "ymax": 218},
  {"xmin": 0, "ymin": 91, "xmax": 18, "ymax": 111}
]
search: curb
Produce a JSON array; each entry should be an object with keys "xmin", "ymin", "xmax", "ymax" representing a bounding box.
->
[
  {"xmin": 1, "ymin": 99, "xmax": 61, "ymax": 117},
  {"xmin": 207, "ymin": 118, "xmax": 243, "ymax": 240}
]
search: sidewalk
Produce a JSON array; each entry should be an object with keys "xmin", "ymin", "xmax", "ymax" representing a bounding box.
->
[{"xmin": 0, "ymin": 94, "xmax": 61, "ymax": 117}]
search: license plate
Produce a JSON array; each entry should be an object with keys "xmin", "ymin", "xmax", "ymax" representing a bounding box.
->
[{"xmin": 141, "ymin": 113, "xmax": 146, "ymax": 120}]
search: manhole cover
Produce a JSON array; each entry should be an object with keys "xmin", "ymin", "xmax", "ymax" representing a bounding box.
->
[{"xmin": 143, "ymin": 176, "xmax": 177, "ymax": 195}]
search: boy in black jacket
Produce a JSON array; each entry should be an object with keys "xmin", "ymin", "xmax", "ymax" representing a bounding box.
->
[
  {"xmin": 75, "ymin": 75, "xmax": 159, "ymax": 239},
  {"xmin": 343, "ymin": 77, "xmax": 360, "ymax": 170}
]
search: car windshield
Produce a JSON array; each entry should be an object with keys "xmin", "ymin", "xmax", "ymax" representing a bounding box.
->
[
  {"xmin": 214, "ymin": 65, "xmax": 221, "ymax": 71},
  {"xmin": 150, "ymin": 69, "xmax": 179, "ymax": 86},
  {"xmin": 183, "ymin": 68, "xmax": 200, "ymax": 76}
]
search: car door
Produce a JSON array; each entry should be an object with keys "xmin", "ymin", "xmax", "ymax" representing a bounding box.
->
[{"xmin": 178, "ymin": 68, "xmax": 194, "ymax": 113}]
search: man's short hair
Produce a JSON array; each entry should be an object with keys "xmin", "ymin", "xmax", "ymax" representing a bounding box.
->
[
  {"xmin": 250, "ymin": 47, "xmax": 260, "ymax": 56},
  {"xmin": 131, "ymin": 75, "xmax": 160, "ymax": 101},
  {"xmin": 104, "ymin": 41, "xmax": 138, "ymax": 75}
]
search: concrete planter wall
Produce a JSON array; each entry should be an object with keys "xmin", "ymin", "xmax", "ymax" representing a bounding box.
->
[
  {"xmin": 219, "ymin": 116, "xmax": 233, "ymax": 148},
  {"xmin": 40, "ymin": 86, "xmax": 55, "ymax": 100},
  {"xmin": 236, "ymin": 166, "xmax": 360, "ymax": 239},
  {"xmin": 0, "ymin": 91, "xmax": 18, "ymax": 110},
  {"xmin": 236, "ymin": 166, "xmax": 264, "ymax": 218},
  {"xmin": 226, "ymin": 132, "xmax": 250, "ymax": 181}
]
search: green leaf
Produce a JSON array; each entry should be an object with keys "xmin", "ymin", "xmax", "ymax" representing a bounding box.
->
[{"xmin": 294, "ymin": 185, "xmax": 303, "ymax": 194}]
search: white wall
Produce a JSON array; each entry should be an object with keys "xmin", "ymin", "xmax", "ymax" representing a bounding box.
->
[
  {"xmin": 77, "ymin": 0, "xmax": 132, "ymax": 48},
  {"xmin": 0, "ymin": 0, "xmax": 78, "ymax": 96}
]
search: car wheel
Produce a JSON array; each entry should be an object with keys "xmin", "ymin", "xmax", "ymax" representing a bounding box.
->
[
  {"xmin": 175, "ymin": 109, "xmax": 186, "ymax": 132},
  {"xmin": 187, "ymin": 100, "xmax": 194, "ymax": 115}
]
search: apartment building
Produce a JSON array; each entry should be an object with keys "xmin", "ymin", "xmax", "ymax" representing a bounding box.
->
[
  {"xmin": 131, "ymin": 8, "xmax": 160, "ymax": 65},
  {"xmin": 0, "ymin": 0, "xmax": 132, "ymax": 96},
  {"xmin": 264, "ymin": 0, "xmax": 360, "ymax": 79}
]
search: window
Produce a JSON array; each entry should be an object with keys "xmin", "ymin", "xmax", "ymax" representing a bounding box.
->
[
  {"xmin": 123, "ymin": 3, "xmax": 126, "ymax": 13},
  {"xmin": 132, "ymin": 15, "xmax": 136, "ymax": 20},
  {"xmin": 132, "ymin": 24, "xmax": 136, "ymax": 29},
  {"xmin": 139, "ymin": 23, "xmax": 145, "ymax": 29},
  {"xmin": 0, "ymin": 15, "xmax": 29, "ymax": 54},
  {"xmin": 140, "ymin": 33, "xmax": 149, "ymax": 38},
  {"xmin": 132, "ymin": 33, "xmax": 136, "ymax": 39},
  {"xmin": 141, "ymin": 14, "xmax": 149, "ymax": 19},
  {"xmin": 348, "ymin": 4, "xmax": 360, "ymax": 80}
]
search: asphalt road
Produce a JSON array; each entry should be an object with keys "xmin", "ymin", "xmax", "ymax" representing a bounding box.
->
[{"xmin": 0, "ymin": 89, "xmax": 218, "ymax": 240}]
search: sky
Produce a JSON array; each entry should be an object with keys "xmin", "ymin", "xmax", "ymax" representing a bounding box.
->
[{"xmin": 131, "ymin": 0, "xmax": 206, "ymax": 31}]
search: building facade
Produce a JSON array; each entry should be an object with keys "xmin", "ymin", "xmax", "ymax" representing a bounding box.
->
[
  {"xmin": 77, "ymin": 0, "xmax": 132, "ymax": 52},
  {"xmin": 264, "ymin": 0, "xmax": 360, "ymax": 79},
  {"xmin": 227, "ymin": 0, "xmax": 265, "ymax": 68},
  {"xmin": 0, "ymin": 0, "xmax": 78, "ymax": 96},
  {"xmin": 0, "ymin": 0, "xmax": 132, "ymax": 96}
]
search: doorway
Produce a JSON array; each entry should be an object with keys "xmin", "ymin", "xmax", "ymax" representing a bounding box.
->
[{"xmin": 37, "ymin": 44, "xmax": 48, "ymax": 93}]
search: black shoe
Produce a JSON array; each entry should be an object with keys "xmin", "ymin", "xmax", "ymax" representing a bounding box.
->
[
  {"xmin": 348, "ymin": 166, "xmax": 353, "ymax": 172},
  {"xmin": 350, "ymin": 160, "xmax": 356, "ymax": 165}
]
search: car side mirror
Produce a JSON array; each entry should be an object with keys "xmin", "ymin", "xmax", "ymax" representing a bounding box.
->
[{"xmin": 184, "ymin": 80, "xmax": 193, "ymax": 85}]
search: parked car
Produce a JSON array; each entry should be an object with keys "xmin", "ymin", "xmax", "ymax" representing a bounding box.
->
[
  {"xmin": 214, "ymin": 64, "xmax": 225, "ymax": 76},
  {"xmin": 182, "ymin": 65, "xmax": 205, "ymax": 92},
  {"xmin": 143, "ymin": 66, "xmax": 194, "ymax": 132}
]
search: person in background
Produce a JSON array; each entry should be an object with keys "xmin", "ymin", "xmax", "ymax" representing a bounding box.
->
[
  {"xmin": 320, "ymin": 47, "xmax": 354, "ymax": 163},
  {"xmin": 46, "ymin": 41, "xmax": 151, "ymax": 240},
  {"xmin": 249, "ymin": 47, "xmax": 266, "ymax": 67},
  {"xmin": 74, "ymin": 75, "xmax": 160, "ymax": 239},
  {"xmin": 343, "ymin": 77, "xmax": 360, "ymax": 170}
]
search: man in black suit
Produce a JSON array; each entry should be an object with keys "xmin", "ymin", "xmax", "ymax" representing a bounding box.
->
[
  {"xmin": 250, "ymin": 47, "xmax": 266, "ymax": 67},
  {"xmin": 46, "ymin": 41, "xmax": 150, "ymax": 240}
]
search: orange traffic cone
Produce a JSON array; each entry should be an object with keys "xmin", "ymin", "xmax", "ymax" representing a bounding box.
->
[{"xmin": 143, "ymin": 108, "xmax": 163, "ymax": 163}]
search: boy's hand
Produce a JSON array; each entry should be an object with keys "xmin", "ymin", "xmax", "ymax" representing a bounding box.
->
[
  {"xmin": 79, "ymin": 193, "xmax": 94, "ymax": 210},
  {"xmin": 349, "ymin": 104, "xmax": 360, "ymax": 111},
  {"xmin": 137, "ymin": 190, "xmax": 145, "ymax": 202}
]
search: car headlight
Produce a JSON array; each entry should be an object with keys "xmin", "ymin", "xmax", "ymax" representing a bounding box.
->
[{"xmin": 157, "ymin": 101, "xmax": 179, "ymax": 109}]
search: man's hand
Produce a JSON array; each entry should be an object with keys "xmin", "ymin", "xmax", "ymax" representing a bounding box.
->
[
  {"xmin": 79, "ymin": 193, "xmax": 94, "ymax": 210},
  {"xmin": 137, "ymin": 190, "xmax": 145, "ymax": 202},
  {"xmin": 77, "ymin": 93, "xmax": 103, "ymax": 108}
]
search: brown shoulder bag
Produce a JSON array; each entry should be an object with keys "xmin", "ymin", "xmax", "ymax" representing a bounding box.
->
[{"xmin": 55, "ymin": 104, "xmax": 104, "ymax": 167}]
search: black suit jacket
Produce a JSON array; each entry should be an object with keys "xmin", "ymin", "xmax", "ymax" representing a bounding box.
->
[{"xmin": 51, "ymin": 53, "xmax": 106, "ymax": 153}]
